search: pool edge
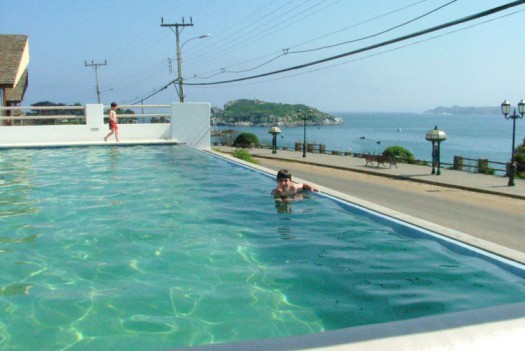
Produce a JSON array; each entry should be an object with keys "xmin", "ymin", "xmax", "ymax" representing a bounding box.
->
[{"xmin": 174, "ymin": 302, "xmax": 525, "ymax": 351}]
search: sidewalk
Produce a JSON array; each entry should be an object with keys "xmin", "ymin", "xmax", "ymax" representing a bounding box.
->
[{"xmin": 215, "ymin": 146, "xmax": 525, "ymax": 200}]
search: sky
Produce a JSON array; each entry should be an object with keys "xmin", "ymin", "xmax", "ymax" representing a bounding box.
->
[{"xmin": 1, "ymin": 0, "xmax": 525, "ymax": 113}]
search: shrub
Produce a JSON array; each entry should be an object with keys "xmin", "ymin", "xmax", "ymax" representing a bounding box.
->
[
  {"xmin": 232, "ymin": 149, "xmax": 259, "ymax": 164},
  {"xmin": 234, "ymin": 132, "xmax": 260, "ymax": 147},
  {"xmin": 382, "ymin": 146, "xmax": 415, "ymax": 164},
  {"xmin": 515, "ymin": 140, "xmax": 525, "ymax": 178},
  {"xmin": 478, "ymin": 159, "xmax": 495, "ymax": 175}
]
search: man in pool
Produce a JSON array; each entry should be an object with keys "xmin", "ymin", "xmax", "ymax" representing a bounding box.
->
[{"xmin": 271, "ymin": 169, "xmax": 319, "ymax": 201}]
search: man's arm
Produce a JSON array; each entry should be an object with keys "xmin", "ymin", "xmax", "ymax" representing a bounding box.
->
[{"xmin": 300, "ymin": 183, "xmax": 319, "ymax": 192}]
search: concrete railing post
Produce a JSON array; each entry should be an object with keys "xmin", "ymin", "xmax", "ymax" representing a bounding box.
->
[{"xmin": 85, "ymin": 104, "xmax": 105, "ymax": 132}]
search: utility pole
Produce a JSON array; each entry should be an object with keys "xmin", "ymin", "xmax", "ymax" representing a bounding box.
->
[
  {"xmin": 84, "ymin": 60, "xmax": 107, "ymax": 103},
  {"xmin": 161, "ymin": 17, "xmax": 193, "ymax": 103}
]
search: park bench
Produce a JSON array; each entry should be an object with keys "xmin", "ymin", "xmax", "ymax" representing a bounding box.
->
[
  {"xmin": 364, "ymin": 154, "xmax": 397, "ymax": 169},
  {"xmin": 235, "ymin": 143, "xmax": 255, "ymax": 150}
]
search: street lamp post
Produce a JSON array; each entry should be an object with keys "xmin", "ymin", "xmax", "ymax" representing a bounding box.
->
[
  {"xmin": 302, "ymin": 113, "xmax": 308, "ymax": 158},
  {"xmin": 299, "ymin": 109, "xmax": 312, "ymax": 158},
  {"xmin": 425, "ymin": 126, "xmax": 447, "ymax": 175},
  {"xmin": 268, "ymin": 126, "xmax": 282, "ymax": 154},
  {"xmin": 501, "ymin": 99, "xmax": 525, "ymax": 186},
  {"xmin": 176, "ymin": 34, "xmax": 210, "ymax": 103}
]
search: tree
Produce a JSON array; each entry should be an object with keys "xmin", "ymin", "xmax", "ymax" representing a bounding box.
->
[
  {"xmin": 234, "ymin": 132, "xmax": 260, "ymax": 147},
  {"xmin": 27, "ymin": 101, "xmax": 84, "ymax": 125},
  {"xmin": 515, "ymin": 138, "xmax": 525, "ymax": 178}
]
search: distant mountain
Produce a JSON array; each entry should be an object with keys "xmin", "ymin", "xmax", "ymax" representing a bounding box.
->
[
  {"xmin": 424, "ymin": 105, "xmax": 500, "ymax": 115},
  {"xmin": 211, "ymin": 99, "xmax": 343, "ymax": 126}
]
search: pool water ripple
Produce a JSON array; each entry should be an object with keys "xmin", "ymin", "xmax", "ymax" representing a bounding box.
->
[{"xmin": 1, "ymin": 145, "xmax": 525, "ymax": 350}]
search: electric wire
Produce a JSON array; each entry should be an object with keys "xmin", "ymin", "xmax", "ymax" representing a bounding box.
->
[
  {"xmin": 196, "ymin": 0, "xmax": 455, "ymax": 77},
  {"xmin": 127, "ymin": 1, "xmax": 524, "ymax": 104},
  {"xmin": 184, "ymin": 0, "xmax": 525, "ymax": 86},
  {"xmin": 288, "ymin": 0, "xmax": 457, "ymax": 54},
  {"xmin": 244, "ymin": 8, "xmax": 525, "ymax": 88},
  {"xmin": 286, "ymin": 0, "xmax": 429, "ymax": 52},
  {"xmin": 187, "ymin": 0, "xmax": 435, "ymax": 78},
  {"xmin": 186, "ymin": 0, "xmax": 337, "ymax": 68}
]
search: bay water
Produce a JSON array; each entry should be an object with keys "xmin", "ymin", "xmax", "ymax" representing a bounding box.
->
[{"xmin": 214, "ymin": 112, "xmax": 525, "ymax": 165}]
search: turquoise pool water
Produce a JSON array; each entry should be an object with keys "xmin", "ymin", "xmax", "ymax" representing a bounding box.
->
[{"xmin": 1, "ymin": 145, "xmax": 525, "ymax": 350}]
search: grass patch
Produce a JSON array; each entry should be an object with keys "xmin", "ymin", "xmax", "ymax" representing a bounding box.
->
[{"xmin": 232, "ymin": 149, "xmax": 259, "ymax": 164}]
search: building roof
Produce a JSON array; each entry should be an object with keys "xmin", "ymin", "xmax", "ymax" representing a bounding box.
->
[
  {"xmin": 6, "ymin": 68, "xmax": 28, "ymax": 102},
  {"xmin": 0, "ymin": 34, "xmax": 29, "ymax": 86}
]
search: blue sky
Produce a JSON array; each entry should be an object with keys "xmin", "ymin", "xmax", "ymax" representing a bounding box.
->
[{"xmin": 1, "ymin": 0, "xmax": 525, "ymax": 112}]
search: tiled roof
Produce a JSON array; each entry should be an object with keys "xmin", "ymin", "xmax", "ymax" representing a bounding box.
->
[{"xmin": 0, "ymin": 34, "xmax": 28, "ymax": 86}]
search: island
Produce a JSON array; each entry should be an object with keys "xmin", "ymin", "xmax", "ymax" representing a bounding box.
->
[
  {"xmin": 211, "ymin": 99, "xmax": 343, "ymax": 126},
  {"xmin": 424, "ymin": 105, "xmax": 500, "ymax": 115}
]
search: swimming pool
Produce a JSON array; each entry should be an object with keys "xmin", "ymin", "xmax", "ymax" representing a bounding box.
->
[{"xmin": 1, "ymin": 145, "xmax": 525, "ymax": 350}]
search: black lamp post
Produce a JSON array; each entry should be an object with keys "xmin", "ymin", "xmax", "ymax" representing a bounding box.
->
[
  {"xmin": 425, "ymin": 126, "xmax": 447, "ymax": 175},
  {"xmin": 302, "ymin": 114, "xmax": 308, "ymax": 158},
  {"xmin": 299, "ymin": 109, "xmax": 312, "ymax": 158},
  {"xmin": 501, "ymin": 99, "xmax": 525, "ymax": 186},
  {"xmin": 268, "ymin": 126, "xmax": 282, "ymax": 154}
]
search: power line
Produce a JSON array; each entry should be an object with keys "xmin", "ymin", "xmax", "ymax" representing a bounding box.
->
[
  {"xmin": 261, "ymin": 8, "xmax": 525, "ymax": 87},
  {"xmin": 186, "ymin": 0, "xmax": 424, "ymax": 75},
  {"xmin": 165, "ymin": 6, "xmax": 525, "ymax": 100},
  {"xmin": 185, "ymin": 0, "xmax": 525, "ymax": 86},
  {"xmin": 128, "ymin": 0, "xmax": 525, "ymax": 104},
  {"xmin": 288, "ymin": 0, "xmax": 458, "ymax": 54},
  {"xmin": 205, "ymin": 0, "xmax": 455, "ymax": 76},
  {"xmin": 186, "ymin": 0, "xmax": 337, "ymax": 70},
  {"xmin": 286, "ymin": 0, "xmax": 429, "ymax": 53}
]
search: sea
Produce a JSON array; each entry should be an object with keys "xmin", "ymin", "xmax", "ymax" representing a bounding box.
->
[{"xmin": 213, "ymin": 112, "xmax": 525, "ymax": 166}]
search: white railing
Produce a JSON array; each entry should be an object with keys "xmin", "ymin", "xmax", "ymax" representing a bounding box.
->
[
  {"xmin": 0, "ymin": 104, "xmax": 171, "ymax": 124},
  {"xmin": 0, "ymin": 103, "xmax": 211, "ymax": 149}
]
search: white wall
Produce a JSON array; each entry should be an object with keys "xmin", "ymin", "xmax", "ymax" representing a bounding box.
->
[
  {"xmin": 170, "ymin": 102, "xmax": 211, "ymax": 149},
  {"xmin": 0, "ymin": 103, "xmax": 210, "ymax": 148}
]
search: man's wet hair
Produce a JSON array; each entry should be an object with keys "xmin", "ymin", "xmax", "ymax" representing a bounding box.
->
[{"xmin": 276, "ymin": 169, "xmax": 292, "ymax": 180}]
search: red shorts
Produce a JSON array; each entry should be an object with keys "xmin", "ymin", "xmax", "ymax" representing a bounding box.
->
[{"xmin": 109, "ymin": 121, "xmax": 118, "ymax": 130}]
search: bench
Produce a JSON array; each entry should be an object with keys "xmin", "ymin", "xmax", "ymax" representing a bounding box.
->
[
  {"xmin": 364, "ymin": 155, "xmax": 397, "ymax": 168},
  {"xmin": 235, "ymin": 143, "xmax": 255, "ymax": 150}
]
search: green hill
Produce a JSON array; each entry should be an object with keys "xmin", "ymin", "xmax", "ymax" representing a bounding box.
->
[{"xmin": 211, "ymin": 99, "xmax": 343, "ymax": 126}]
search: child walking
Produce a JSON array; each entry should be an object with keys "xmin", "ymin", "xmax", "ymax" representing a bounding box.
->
[{"xmin": 104, "ymin": 102, "xmax": 119, "ymax": 142}]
